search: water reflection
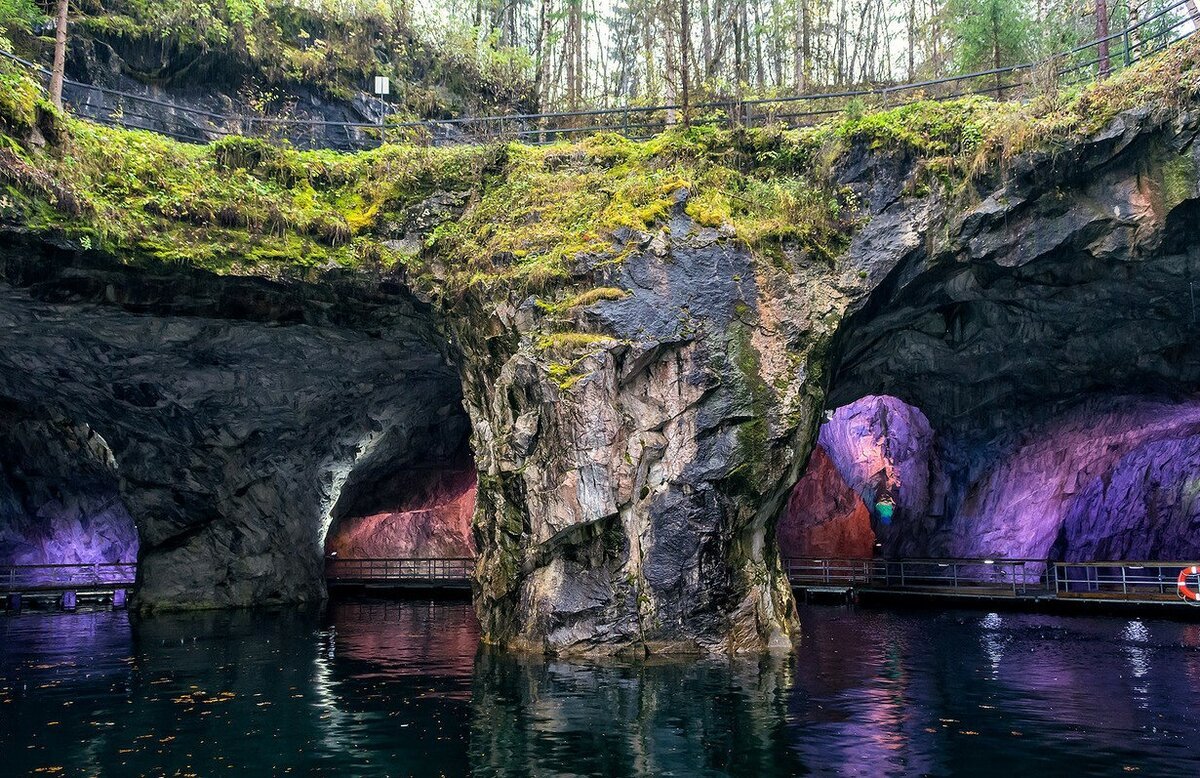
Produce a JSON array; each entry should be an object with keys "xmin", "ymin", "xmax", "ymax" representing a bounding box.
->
[
  {"xmin": 1, "ymin": 601, "xmax": 1198, "ymax": 775},
  {"xmin": 471, "ymin": 651, "xmax": 801, "ymax": 776},
  {"xmin": 787, "ymin": 605, "xmax": 1199, "ymax": 775}
]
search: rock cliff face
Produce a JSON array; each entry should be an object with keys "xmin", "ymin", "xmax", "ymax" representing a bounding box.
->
[
  {"xmin": 460, "ymin": 106, "xmax": 1200, "ymax": 653},
  {"xmin": 2, "ymin": 100, "xmax": 1199, "ymax": 655},
  {"xmin": 456, "ymin": 204, "xmax": 862, "ymax": 654}
]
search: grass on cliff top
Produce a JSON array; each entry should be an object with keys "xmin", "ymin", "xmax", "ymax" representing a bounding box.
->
[{"xmin": 0, "ymin": 35, "xmax": 1198, "ymax": 288}]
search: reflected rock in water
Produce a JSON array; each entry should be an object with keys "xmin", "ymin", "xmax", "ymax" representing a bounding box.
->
[{"xmin": 470, "ymin": 650, "xmax": 802, "ymax": 776}]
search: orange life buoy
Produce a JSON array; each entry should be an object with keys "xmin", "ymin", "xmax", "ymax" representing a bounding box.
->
[{"xmin": 1177, "ymin": 565, "xmax": 1200, "ymax": 602}]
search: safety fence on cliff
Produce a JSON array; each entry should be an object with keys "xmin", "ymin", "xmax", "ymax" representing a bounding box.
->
[{"xmin": 1, "ymin": 0, "xmax": 1197, "ymax": 151}]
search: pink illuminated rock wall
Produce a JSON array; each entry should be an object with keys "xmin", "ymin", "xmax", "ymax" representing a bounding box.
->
[
  {"xmin": 777, "ymin": 447, "xmax": 875, "ymax": 558},
  {"xmin": 779, "ymin": 395, "xmax": 939, "ymax": 559},
  {"xmin": 324, "ymin": 468, "xmax": 477, "ymax": 559}
]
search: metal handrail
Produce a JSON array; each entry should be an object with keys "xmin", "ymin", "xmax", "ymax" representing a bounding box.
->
[
  {"xmin": 786, "ymin": 557, "xmax": 1200, "ymax": 602},
  {"xmin": 1, "ymin": 561, "xmax": 137, "ymax": 592},
  {"xmin": 1052, "ymin": 561, "xmax": 1197, "ymax": 599},
  {"xmin": 325, "ymin": 557, "xmax": 473, "ymax": 582},
  {"xmin": 0, "ymin": 1, "xmax": 1193, "ymax": 149}
]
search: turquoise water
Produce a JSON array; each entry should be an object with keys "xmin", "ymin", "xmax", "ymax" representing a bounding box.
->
[{"xmin": 1, "ymin": 599, "xmax": 1198, "ymax": 776}]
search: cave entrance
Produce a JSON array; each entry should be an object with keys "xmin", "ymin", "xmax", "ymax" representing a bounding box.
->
[
  {"xmin": 788, "ymin": 198, "xmax": 1200, "ymax": 571},
  {"xmin": 0, "ymin": 406, "xmax": 138, "ymax": 608},
  {"xmin": 778, "ymin": 395, "xmax": 937, "ymax": 561},
  {"xmin": 321, "ymin": 407, "xmax": 477, "ymax": 589},
  {"xmin": 779, "ymin": 392, "xmax": 1200, "ymax": 567}
]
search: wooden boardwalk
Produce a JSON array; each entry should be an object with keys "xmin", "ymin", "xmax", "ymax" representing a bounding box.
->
[
  {"xmin": 1, "ymin": 562, "xmax": 135, "ymax": 609},
  {"xmin": 787, "ymin": 557, "xmax": 1200, "ymax": 610},
  {"xmin": 5, "ymin": 556, "xmax": 1192, "ymax": 612}
]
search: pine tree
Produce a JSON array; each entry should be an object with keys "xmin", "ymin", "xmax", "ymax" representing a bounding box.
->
[{"xmin": 947, "ymin": 0, "xmax": 1030, "ymax": 95}]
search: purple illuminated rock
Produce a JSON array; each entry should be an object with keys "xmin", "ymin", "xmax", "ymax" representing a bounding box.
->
[
  {"xmin": 0, "ymin": 417, "xmax": 139, "ymax": 567},
  {"xmin": 786, "ymin": 394, "xmax": 1200, "ymax": 565},
  {"xmin": 807, "ymin": 395, "xmax": 941, "ymax": 556},
  {"xmin": 1063, "ymin": 433, "xmax": 1200, "ymax": 562},
  {"xmin": 940, "ymin": 398, "xmax": 1200, "ymax": 561}
]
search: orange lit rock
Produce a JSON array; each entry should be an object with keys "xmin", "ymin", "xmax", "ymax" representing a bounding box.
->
[{"xmin": 778, "ymin": 446, "xmax": 875, "ymax": 559}]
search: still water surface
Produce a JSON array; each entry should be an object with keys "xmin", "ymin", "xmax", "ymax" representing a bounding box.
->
[{"xmin": 1, "ymin": 599, "xmax": 1198, "ymax": 776}]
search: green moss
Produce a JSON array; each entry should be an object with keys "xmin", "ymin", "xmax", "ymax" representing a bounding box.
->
[
  {"xmin": 537, "ymin": 286, "xmax": 629, "ymax": 315},
  {"xmin": 535, "ymin": 331, "xmax": 617, "ymax": 353},
  {"xmin": 0, "ymin": 36, "xmax": 1197, "ymax": 289},
  {"xmin": 725, "ymin": 315, "xmax": 774, "ymax": 495},
  {"xmin": 1160, "ymin": 147, "xmax": 1197, "ymax": 209}
]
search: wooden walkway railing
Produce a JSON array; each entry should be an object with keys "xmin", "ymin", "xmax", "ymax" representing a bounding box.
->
[
  {"xmin": 1, "ymin": 562, "xmax": 136, "ymax": 610},
  {"xmin": 786, "ymin": 557, "xmax": 1200, "ymax": 607},
  {"xmin": 0, "ymin": 0, "xmax": 1194, "ymax": 150}
]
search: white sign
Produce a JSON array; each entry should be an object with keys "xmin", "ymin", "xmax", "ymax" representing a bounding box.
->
[{"xmin": 373, "ymin": 76, "xmax": 390, "ymax": 96}]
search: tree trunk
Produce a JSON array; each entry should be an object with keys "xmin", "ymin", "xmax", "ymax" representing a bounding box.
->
[
  {"xmin": 906, "ymin": 0, "xmax": 916, "ymax": 81},
  {"xmin": 1096, "ymin": 0, "xmax": 1111, "ymax": 78},
  {"xmin": 751, "ymin": 0, "xmax": 765, "ymax": 90},
  {"xmin": 680, "ymin": 0, "xmax": 691, "ymax": 123},
  {"xmin": 49, "ymin": 0, "xmax": 69, "ymax": 110},
  {"xmin": 664, "ymin": 0, "xmax": 678, "ymax": 123},
  {"xmin": 992, "ymin": 0, "xmax": 1003, "ymax": 98},
  {"xmin": 700, "ymin": 0, "xmax": 713, "ymax": 79},
  {"xmin": 1128, "ymin": 0, "xmax": 1141, "ymax": 64},
  {"xmin": 532, "ymin": 0, "xmax": 553, "ymax": 112}
]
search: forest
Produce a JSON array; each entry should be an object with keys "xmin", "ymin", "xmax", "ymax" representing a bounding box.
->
[{"xmin": 0, "ymin": 0, "xmax": 1197, "ymax": 119}]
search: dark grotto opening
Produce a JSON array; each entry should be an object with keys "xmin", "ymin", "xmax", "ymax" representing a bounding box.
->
[
  {"xmin": 0, "ymin": 402, "xmax": 138, "ymax": 584},
  {"xmin": 0, "ymin": 239, "xmax": 473, "ymax": 610}
]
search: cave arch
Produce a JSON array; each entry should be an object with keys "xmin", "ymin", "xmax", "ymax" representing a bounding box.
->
[
  {"xmin": 319, "ymin": 413, "xmax": 478, "ymax": 562},
  {"xmin": 0, "ymin": 241, "xmax": 472, "ymax": 610},
  {"xmin": 787, "ymin": 160, "xmax": 1200, "ymax": 565}
]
